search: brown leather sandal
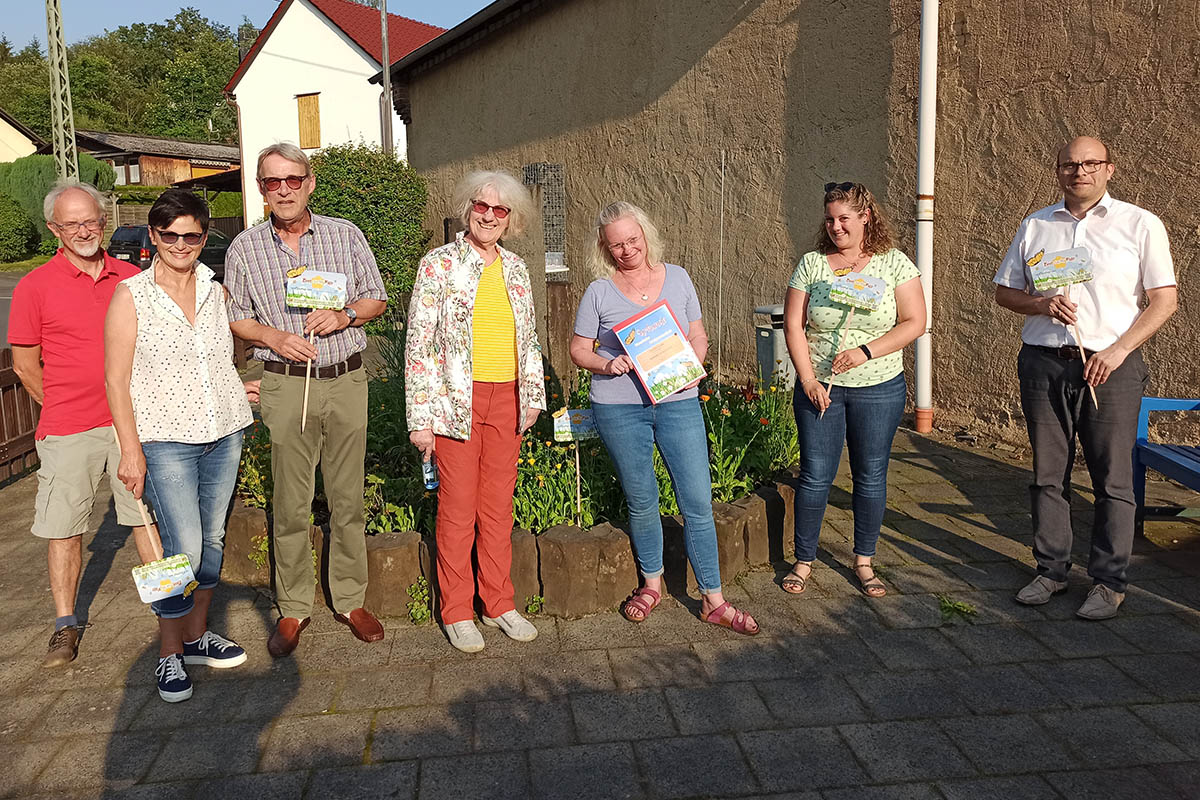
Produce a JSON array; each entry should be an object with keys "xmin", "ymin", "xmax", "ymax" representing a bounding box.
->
[
  {"xmin": 853, "ymin": 564, "xmax": 887, "ymax": 598},
  {"xmin": 782, "ymin": 561, "xmax": 812, "ymax": 595}
]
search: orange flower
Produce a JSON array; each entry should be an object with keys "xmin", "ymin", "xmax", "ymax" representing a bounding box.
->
[
  {"xmin": 721, "ymin": 408, "xmax": 731, "ymax": 417},
  {"xmin": 700, "ymin": 394, "xmax": 711, "ymax": 402},
  {"xmin": 759, "ymin": 417, "xmax": 770, "ymax": 426}
]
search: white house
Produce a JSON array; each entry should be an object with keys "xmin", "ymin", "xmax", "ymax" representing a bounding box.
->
[
  {"xmin": 224, "ymin": 0, "xmax": 443, "ymax": 225},
  {"xmin": 0, "ymin": 107, "xmax": 43, "ymax": 163}
]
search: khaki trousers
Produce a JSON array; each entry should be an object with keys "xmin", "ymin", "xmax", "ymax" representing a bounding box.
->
[{"xmin": 259, "ymin": 366, "xmax": 368, "ymax": 619}]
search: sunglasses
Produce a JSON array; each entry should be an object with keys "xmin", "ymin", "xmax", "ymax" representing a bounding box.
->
[
  {"xmin": 824, "ymin": 181, "xmax": 855, "ymax": 193},
  {"xmin": 155, "ymin": 230, "xmax": 205, "ymax": 246},
  {"xmin": 259, "ymin": 175, "xmax": 308, "ymax": 191},
  {"xmin": 471, "ymin": 200, "xmax": 511, "ymax": 219}
]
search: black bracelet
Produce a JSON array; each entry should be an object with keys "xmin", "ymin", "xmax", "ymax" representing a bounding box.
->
[{"xmin": 860, "ymin": 344, "xmax": 873, "ymax": 360}]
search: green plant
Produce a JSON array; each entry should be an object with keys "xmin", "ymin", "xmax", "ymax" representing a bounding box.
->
[
  {"xmin": 364, "ymin": 473, "xmax": 421, "ymax": 533},
  {"xmin": 247, "ymin": 533, "xmax": 269, "ymax": 570},
  {"xmin": 525, "ymin": 595, "xmax": 545, "ymax": 615},
  {"xmin": 0, "ymin": 191, "xmax": 38, "ymax": 262},
  {"xmin": 407, "ymin": 576, "xmax": 432, "ymax": 624},
  {"xmin": 236, "ymin": 421, "xmax": 272, "ymax": 508},
  {"xmin": 937, "ymin": 595, "xmax": 978, "ymax": 624},
  {"xmin": 308, "ymin": 143, "xmax": 430, "ymax": 331}
]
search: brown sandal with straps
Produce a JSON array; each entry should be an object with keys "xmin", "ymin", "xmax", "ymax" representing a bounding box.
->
[
  {"xmin": 853, "ymin": 564, "xmax": 887, "ymax": 598},
  {"xmin": 782, "ymin": 561, "xmax": 812, "ymax": 595}
]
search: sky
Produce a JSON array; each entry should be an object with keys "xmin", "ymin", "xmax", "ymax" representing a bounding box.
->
[{"xmin": 2, "ymin": 1, "xmax": 490, "ymax": 50}]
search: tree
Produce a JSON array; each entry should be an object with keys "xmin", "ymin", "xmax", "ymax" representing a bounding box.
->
[
  {"xmin": 0, "ymin": 191, "xmax": 38, "ymax": 262},
  {"xmin": 309, "ymin": 144, "xmax": 431, "ymax": 329},
  {"xmin": 0, "ymin": 36, "xmax": 14, "ymax": 64}
]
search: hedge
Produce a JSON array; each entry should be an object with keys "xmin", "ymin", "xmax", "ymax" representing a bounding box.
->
[
  {"xmin": 0, "ymin": 154, "xmax": 116, "ymax": 240},
  {"xmin": 308, "ymin": 143, "xmax": 429, "ymax": 328},
  {"xmin": 0, "ymin": 191, "xmax": 39, "ymax": 262}
]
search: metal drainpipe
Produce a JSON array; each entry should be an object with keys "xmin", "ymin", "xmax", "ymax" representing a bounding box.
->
[{"xmin": 914, "ymin": 0, "xmax": 938, "ymax": 433}]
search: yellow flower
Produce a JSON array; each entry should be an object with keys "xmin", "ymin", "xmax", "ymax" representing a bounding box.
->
[
  {"xmin": 380, "ymin": 377, "xmax": 388, "ymax": 383},
  {"xmin": 770, "ymin": 385, "xmax": 778, "ymax": 392},
  {"xmin": 537, "ymin": 474, "xmax": 545, "ymax": 480},
  {"xmin": 544, "ymin": 440, "xmax": 552, "ymax": 447},
  {"xmin": 555, "ymin": 463, "xmax": 562, "ymax": 470},
  {"xmin": 527, "ymin": 457, "xmax": 535, "ymax": 465}
]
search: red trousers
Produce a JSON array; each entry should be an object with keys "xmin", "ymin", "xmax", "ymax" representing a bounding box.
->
[{"xmin": 434, "ymin": 381, "xmax": 522, "ymax": 624}]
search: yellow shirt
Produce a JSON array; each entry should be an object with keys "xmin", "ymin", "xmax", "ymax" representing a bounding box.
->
[{"xmin": 472, "ymin": 257, "xmax": 517, "ymax": 381}]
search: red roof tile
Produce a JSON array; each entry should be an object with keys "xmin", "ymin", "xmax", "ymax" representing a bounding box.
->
[
  {"xmin": 225, "ymin": 0, "xmax": 445, "ymax": 93},
  {"xmin": 310, "ymin": 0, "xmax": 444, "ymax": 64}
]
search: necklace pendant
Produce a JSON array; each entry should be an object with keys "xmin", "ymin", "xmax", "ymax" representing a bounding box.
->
[{"xmin": 640, "ymin": 293, "xmax": 648, "ymax": 301}]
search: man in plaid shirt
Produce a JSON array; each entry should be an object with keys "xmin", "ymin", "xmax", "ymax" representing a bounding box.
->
[{"xmin": 226, "ymin": 143, "xmax": 388, "ymax": 657}]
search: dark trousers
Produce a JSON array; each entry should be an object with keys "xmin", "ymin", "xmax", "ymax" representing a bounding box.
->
[{"xmin": 1017, "ymin": 344, "xmax": 1147, "ymax": 592}]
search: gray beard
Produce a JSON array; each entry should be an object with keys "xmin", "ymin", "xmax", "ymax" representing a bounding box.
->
[{"xmin": 70, "ymin": 240, "xmax": 101, "ymax": 258}]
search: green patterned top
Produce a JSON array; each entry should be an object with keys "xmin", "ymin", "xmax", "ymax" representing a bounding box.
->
[{"xmin": 788, "ymin": 248, "xmax": 920, "ymax": 388}]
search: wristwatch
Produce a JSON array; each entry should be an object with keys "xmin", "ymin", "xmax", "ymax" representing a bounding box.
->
[{"xmin": 344, "ymin": 306, "xmax": 357, "ymax": 325}]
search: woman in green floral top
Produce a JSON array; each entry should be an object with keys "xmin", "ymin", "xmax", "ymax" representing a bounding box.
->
[
  {"xmin": 405, "ymin": 170, "xmax": 547, "ymax": 654},
  {"xmin": 781, "ymin": 182, "xmax": 926, "ymax": 598}
]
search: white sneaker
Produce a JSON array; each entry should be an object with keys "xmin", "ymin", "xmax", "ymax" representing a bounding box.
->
[
  {"xmin": 482, "ymin": 610, "xmax": 538, "ymax": 642},
  {"xmin": 444, "ymin": 620, "xmax": 485, "ymax": 653}
]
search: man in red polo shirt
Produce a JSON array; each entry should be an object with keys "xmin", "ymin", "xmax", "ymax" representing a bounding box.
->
[{"xmin": 8, "ymin": 182, "xmax": 158, "ymax": 668}]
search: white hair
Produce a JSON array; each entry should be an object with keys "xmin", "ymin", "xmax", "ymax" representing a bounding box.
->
[
  {"xmin": 43, "ymin": 181, "xmax": 106, "ymax": 224},
  {"xmin": 451, "ymin": 170, "xmax": 537, "ymax": 238}
]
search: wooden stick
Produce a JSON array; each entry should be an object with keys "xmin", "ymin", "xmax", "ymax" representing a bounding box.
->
[
  {"xmin": 575, "ymin": 446, "xmax": 582, "ymax": 527},
  {"xmin": 111, "ymin": 427, "xmax": 163, "ymax": 562},
  {"xmin": 819, "ymin": 307, "xmax": 856, "ymax": 420},
  {"xmin": 1073, "ymin": 322, "xmax": 1100, "ymax": 410},
  {"xmin": 301, "ymin": 329, "xmax": 315, "ymax": 433}
]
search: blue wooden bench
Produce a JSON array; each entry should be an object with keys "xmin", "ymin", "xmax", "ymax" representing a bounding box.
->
[{"xmin": 1134, "ymin": 397, "xmax": 1200, "ymax": 532}]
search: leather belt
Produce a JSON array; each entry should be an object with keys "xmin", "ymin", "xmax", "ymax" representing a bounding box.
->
[
  {"xmin": 263, "ymin": 352, "xmax": 362, "ymax": 380},
  {"xmin": 1030, "ymin": 344, "xmax": 1083, "ymax": 360}
]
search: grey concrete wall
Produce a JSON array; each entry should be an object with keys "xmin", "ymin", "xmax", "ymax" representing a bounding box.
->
[{"xmin": 403, "ymin": 0, "xmax": 1198, "ymax": 440}]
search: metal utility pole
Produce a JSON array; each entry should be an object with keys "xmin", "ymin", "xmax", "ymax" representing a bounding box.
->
[
  {"xmin": 45, "ymin": 0, "xmax": 79, "ymax": 180},
  {"xmin": 379, "ymin": 0, "xmax": 393, "ymax": 156}
]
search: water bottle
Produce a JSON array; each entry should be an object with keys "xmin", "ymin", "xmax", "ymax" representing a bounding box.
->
[{"xmin": 421, "ymin": 454, "xmax": 440, "ymax": 490}]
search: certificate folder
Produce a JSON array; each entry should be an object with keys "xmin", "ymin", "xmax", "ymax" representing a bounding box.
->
[{"xmin": 612, "ymin": 300, "xmax": 706, "ymax": 404}]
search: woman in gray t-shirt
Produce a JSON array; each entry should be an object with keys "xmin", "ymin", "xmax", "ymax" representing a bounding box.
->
[{"xmin": 571, "ymin": 201, "xmax": 758, "ymax": 636}]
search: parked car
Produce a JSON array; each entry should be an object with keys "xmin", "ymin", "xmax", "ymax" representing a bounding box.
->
[{"xmin": 107, "ymin": 225, "xmax": 232, "ymax": 283}]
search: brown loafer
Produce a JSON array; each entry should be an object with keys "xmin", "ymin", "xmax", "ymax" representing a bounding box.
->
[
  {"xmin": 42, "ymin": 626, "xmax": 80, "ymax": 668},
  {"xmin": 334, "ymin": 608, "xmax": 385, "ymax": 643},
  {"xmin": 267, "ymin": 617, "xmax": 309, "ymax": 658}
]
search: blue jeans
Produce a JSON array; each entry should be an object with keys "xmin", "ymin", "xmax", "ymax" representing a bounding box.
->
[
  {"xmin": 142, "ymin": 430, "xmax": 244, "ymax": 618},
  {"xmin": 793, "ymin": 374, "xmax": 906, "ymax": 562},
  {"xmin": 592, "ymin": 399, "xmax": 722, "ymax": 593}
]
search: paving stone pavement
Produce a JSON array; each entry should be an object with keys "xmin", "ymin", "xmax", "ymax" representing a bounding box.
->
[{"xmin": 1, "ymin": 430, "xmax": 1199, "ymax": 799}]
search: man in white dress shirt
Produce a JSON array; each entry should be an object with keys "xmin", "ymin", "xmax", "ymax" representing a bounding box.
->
[{"xmin": 994, "ymin": 136, "xmax": 1178, "ymax": 620}]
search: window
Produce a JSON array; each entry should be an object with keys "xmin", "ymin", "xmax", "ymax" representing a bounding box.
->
[
  {"xmin": 128, "ymin": 161, "xmax": 141, "ymax": 184},
  {"xmin": 297, "ymin": 93, "xmax": 321, "ymax": 149}
]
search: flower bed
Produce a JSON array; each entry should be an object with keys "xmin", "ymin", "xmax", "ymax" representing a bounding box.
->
[{"xmin": 229, "ymin": 326, "xmax": 801, "ymax": 617}]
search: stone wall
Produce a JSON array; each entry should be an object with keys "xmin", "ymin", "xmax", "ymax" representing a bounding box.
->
[{"xmin": 401, "ymin": 0, "xmax": 1199, "ymax": 441}]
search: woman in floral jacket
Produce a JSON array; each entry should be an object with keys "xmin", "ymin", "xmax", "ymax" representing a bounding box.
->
[{"xmin": 406, "ymin": 170, "xmax": 547, "ymax": 653}]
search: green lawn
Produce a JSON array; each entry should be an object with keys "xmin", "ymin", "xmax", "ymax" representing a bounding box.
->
[{"xmin": 0, "ymin": 255, "xmax": 52, "ymax": 272}]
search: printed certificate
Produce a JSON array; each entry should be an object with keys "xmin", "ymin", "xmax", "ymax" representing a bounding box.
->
[{"xmin": 613, "ymin": 300, "xmax": 706, "ymax": 404}]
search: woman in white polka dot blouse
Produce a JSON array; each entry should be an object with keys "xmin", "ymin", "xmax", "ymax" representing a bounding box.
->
[{"xmin": 105, "ymin": 189, "xmax": 256, "ymax": 703}]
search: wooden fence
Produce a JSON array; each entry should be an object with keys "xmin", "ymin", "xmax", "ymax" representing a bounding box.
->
[{"xmin": 0, "ymin": 349, "xmax": 40, "ymax": 481}]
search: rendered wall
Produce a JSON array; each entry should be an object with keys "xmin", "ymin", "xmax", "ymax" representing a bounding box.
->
[
  {"xmin": 404, "ymin": 0, "xmax": 1198, "ymax": 438},
  {"xmin": 231, "ymin": 0, "xmax": 408, "ymax": 226}
]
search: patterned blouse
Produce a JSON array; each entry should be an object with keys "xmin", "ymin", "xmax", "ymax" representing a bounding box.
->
[
  {"xmin": 405, "ymin": 233, "xmax": 546, "ymax": 440},
  {"xmin": 123, "ymin": 262, "xmax": 253, "ymax": 443}
]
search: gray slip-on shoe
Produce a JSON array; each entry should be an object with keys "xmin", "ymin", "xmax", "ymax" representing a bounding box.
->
[
  {"xmin": 1076, "ymin": 584, "xmax": 1125, "ymax": 620},
  {"xmin": 1015, "ymin": 575, "xmax": 1068, "ymax": 605}
]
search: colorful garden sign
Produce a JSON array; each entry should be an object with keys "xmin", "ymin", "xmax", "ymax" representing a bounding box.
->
[
  {"xmin": 552, "ymin": 407, "xmax": 598, "ymax": 525},
  {"xmin": 285, "ymin": 267, "xmax": 349, "ymax": 431},
  {"xmin": 1028, "ymin": 246, "xmax": 1098, "ymax": 408},
  {"xmin": 821, "ymin": 272, "xmax": 887, "ymax": 418}
]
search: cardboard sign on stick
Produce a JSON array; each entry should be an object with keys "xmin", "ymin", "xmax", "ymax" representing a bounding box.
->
[
  {"xmin": 285, "ymin": 268, "xmax": 350, "ymax": 432},
  {"xmin": 819, "ymin": 272, "xmax": 886, "ymax": 419},
  {"xmin": 1027, "ymin": 247, "xmax": 1099, "ymax": 408}
]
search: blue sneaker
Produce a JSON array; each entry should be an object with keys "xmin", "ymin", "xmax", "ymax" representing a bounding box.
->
[
  {"xmin": 182, "ymin": 630, "xmax": 247, "ymax": 668},
  {"xmin": 155, "ymin": 654, "xmax": 192, "ymax": 703}
]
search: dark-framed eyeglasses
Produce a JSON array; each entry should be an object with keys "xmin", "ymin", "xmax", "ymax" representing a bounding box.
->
[
  {"xmin": 259, "ymin": 174, "xmax": 308, "ymax": 191},
  {"xmin": 1056, "ymin": 160, "xmax": 1109, "ymax": 175},
  {"xmin": 155, "ymin": 229, "xmax": 205, "ymax": 246},
  {"xmin": 50, "ymin": 218, "xmax": 105, "ymax": 234},
  {"xmin": 824, "ymin": 181, "xmax": 855, "ymax": 193},
  {"xmin": 471, "ymin": 200, "xmax": 511, "ymax": 219}
]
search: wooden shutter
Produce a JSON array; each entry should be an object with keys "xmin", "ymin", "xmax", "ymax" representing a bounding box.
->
[{"xmin": 297, "ymin": 93, "xmax": 321, "ymax": 149}]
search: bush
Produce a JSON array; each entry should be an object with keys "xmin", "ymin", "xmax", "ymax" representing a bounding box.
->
[
  {"xmin": 308, "ymin": 143, "xmax": 429, "ymax": 330},
  {"xmin": 0, "ymin": 153, "xmax": 117, "ymax": 240},
  {"xmin": 0, "ymin": 191, "xmax": 39, "ymax": 262}
]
